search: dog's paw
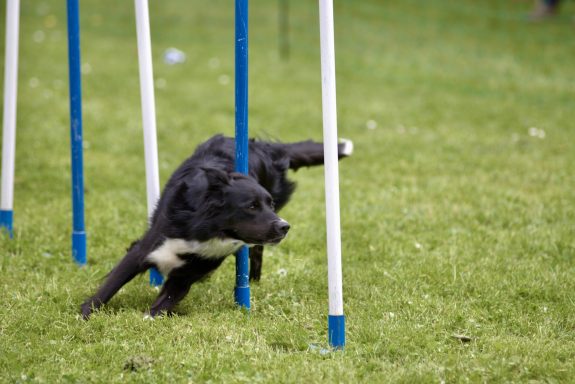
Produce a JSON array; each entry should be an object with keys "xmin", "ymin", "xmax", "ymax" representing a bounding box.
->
[
  {"xmin": 80, "ymin": 302, "xmax": 93, "ymax": 320},
  {"xmin": 339, "ymin": 138, "xmax": 354, "ymax": 156}
]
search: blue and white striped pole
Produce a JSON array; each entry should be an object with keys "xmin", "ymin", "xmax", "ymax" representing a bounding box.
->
[
  {"xmin": 234, "ymin": 0, "xmax": 250, "ymax": 310},
  {"xmin": 134, "ymin": 0, "xmax": 162, "ymax": 286},
  {"xmin": 319, "ymin": 0, "xmax": 345, "ymax": 349},
  {"xmin": 66, "ymin": 0, "xmax": 86, "ymax": 265},
  {"xmin": 0, "ymin": 0, "xmax": 20, "ymax": 238}
]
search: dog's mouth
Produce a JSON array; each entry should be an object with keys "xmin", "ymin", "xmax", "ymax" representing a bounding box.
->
[
  {"xmin": 223, "ymin": 229, "xmax": 286, "ymax": 246},
  {"xmin": 265, "ymin": 234, "xmax": 287, "ymax": 245}
]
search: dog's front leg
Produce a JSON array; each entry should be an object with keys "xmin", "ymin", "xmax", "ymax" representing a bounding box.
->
[
  {"xmin": 81, "ymin": 244, "xmax": 149, "ymax": 319},
  {"xmin": 249, "ymin": 245, "xmax": 264, "ymax": 281}
]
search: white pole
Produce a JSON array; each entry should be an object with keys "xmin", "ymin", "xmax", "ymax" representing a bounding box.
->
[
  {"xmin": 134, "ymin": 0, "xmax": 160, "ymax": 217},
  {"xmin": 1, "ymin": 0, "xmax": 20, "ymax": 226},
  {"xmin": 319, "ymin": 0, "xmax": 344, "ymax": 348},
  {"xmin": 135, "ymin": 0, "xmax": 162, "ymax": 285}
]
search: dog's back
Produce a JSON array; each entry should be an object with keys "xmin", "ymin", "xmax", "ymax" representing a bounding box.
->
[{"xmin": 156, "ymin": 134, "xmax": 352, "ymax": 215}]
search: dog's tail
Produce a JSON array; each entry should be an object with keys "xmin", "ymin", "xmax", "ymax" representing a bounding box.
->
[{"xmin": 281, "ymin": 138, "xmax": 353, "ymax": 171}]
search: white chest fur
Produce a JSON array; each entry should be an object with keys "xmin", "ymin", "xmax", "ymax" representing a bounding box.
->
[{"xmin": 146, "ymin": 238, "xmax": 245, "ymax": 277}]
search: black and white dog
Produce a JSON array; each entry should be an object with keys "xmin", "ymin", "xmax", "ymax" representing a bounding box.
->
[{"xmin": 81, "ymin": 134, "xmax": 352, "ymax": 319}]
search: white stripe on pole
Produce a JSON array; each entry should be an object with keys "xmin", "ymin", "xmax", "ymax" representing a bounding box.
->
[
  {"xmin": 1, "ymin": 0, "xmax": 20, "ymax": 211},
  {"xmin": 319, "ymin": 0, "xmax": 343, "ymax": 316},
  {"xmin": 134, "ymin": 0, "xmax": 160, "ymax": 217}
]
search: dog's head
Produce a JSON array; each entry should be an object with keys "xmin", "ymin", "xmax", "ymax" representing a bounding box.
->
[
  {"xmin": 172, "ymin": 167, "xmax": 290, "ymax": 245},
  {"xmin": 219, "ymin": 172, "xmax": 290, "ymax": 245}
]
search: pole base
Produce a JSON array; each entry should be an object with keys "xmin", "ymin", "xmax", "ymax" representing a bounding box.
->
[
  {"xmin": 328, "ymin": 314, "xmax": 345, "ymax": 349},
  {"xmin": 149, "ymin": 267, "xmax": 163, "ymax": 286},
  {"xmin": 0, "ymin": 210, "xmax": 13, "ymax": 238},
  {"xmin": 234, "ymin": 246, "xmax": 250, "ymax": 310},
  {"xmin": 72, "ymin": 231, "xmax": 86, "ymax": 265},
  {"xmin": 234, "ymin": 286, "xmax": 250, "ymax": 310}
]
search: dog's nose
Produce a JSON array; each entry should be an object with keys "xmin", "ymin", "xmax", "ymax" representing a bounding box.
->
[{"xmin": 276, "ymin": 219, "xmax": 290, "ymax": 235}]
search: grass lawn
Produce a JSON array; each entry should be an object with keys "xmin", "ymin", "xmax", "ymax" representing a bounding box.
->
[{"xmin": 1, "ymin": 0, "xmax": 575, "ymax": 382}]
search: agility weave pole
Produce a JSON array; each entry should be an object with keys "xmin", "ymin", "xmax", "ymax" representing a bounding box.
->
[
  {"xmin": 2, "ymin": 0, "xmax": 89, "ymax": 263},
  {"xmin": 319, "ymin": 0, "xmax": 345, "ymax": 349},
  {"xmin": 234, "ymin": 0, "xmax": 251, "ymax": 309},
  {"xmin": 134, "ymin": 0, "xmax": 163, "ymax": 286},
  {"xmin": 0, "ymin": 0, "xmax": 20, "ymax": 238},
  {"xmin": 66, "ymin": 0, "xmax": 87, "ymax": 265}
]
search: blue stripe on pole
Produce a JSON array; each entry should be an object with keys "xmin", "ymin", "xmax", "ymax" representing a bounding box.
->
[
  {"xmin": 66, "ymin": 0, "xmax": 87, "ymax": 266},
  {"xmin": 0, "ymin": 209, "xmax": 13, "ymax": 238},
  {"xmin": 234, "ymin": 0, "xmax": 250, "ymax": 310},
  {"xmin": 328, "ymin": 314, "xmax": 345, "ymax": 349},
  {"xmin": 149, "ymin": 267, "xmax": 163, "ymax": 286}
]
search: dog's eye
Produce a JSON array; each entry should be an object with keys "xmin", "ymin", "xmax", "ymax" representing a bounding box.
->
[
  {"xmin": 264, "ymin": 197, "xmax": 275, "ymax": 210},
  {"xmin": 248, "ymin": 201, "xmax": 260, "ymax": 210}
]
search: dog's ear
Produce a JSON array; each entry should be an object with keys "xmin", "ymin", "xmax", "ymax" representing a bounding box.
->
[
  {"xmin": 163, "ymin": 181, "xmax": 195, "ymax": 226},
  {"xmin": 169, "ymin": 181, "xmax": 195, "ymax": 213},
  {"xmin": 201, "ymin": 167, "xmax": 230, "ymax": 189},
  {"xmin": 169, "ymin": 176, "xmax": 214, "ymax": 220}
]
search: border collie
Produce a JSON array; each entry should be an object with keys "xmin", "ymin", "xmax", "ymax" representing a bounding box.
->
[{"xmin": 81, "ymin": 134, "xmax": 352, "ymax": 319}]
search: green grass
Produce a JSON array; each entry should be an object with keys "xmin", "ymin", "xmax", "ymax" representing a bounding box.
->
[{"xmin": 1, "ymin": 0, "xmax": 575, "ymax": 382}]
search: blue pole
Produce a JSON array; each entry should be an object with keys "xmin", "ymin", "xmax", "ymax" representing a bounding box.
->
[
  {"xmin": 234, "ymin": 0, "xmax": 250, "ymax": 310},
  {"xmin": 149, "ymin": 268, "xmax": 163, "ymax": 286},
  {"xmin": 66, "ymin": 0, "xmax": 86, "ymax": 265}
]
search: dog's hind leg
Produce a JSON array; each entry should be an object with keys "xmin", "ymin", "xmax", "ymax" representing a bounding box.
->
[
  {"xmin": 249, "ymin": 245, "xmax": 264, "ymax": 281},
  {"xmin": 81, "ymin": 246, "xmax": 149, "ymax": 319},
  {"xmin": 148, "ymin": 257, "xmax": 226, "ymax": 316},
  {"xmin": 148, "ymin": 276, "xmax": 196, "ymax": 317},
  {"xmin": 281, "ymin": 139, "xmax": 353, "ymax": 171}
]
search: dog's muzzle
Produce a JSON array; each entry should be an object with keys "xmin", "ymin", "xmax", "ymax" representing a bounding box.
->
[
  {"xmin": 275, "ymin": 219, "xmax": 290, "ymax": 235},
  {"xmin": 268, "ymin": 218, "xmax": 290, "ymax": 243}
]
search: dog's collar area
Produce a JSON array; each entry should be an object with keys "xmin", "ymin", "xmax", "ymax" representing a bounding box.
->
[{"xmin": 146, "ymin": 237, "xmax": 246, "ymax": 276}]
